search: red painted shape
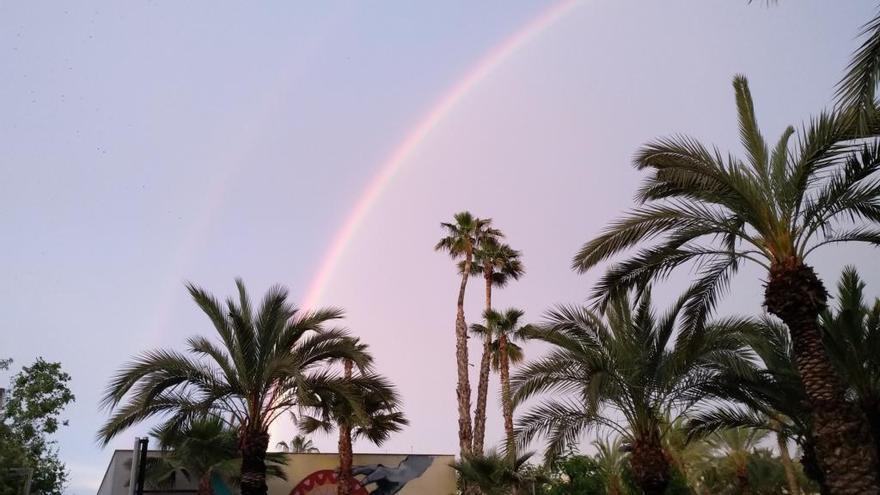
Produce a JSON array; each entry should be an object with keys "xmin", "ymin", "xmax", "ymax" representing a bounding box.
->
[{"xmin": 288, "ymin": 469, "xmax": 368, "ymax": 495}]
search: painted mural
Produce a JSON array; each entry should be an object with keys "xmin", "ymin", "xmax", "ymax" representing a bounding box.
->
[{"xmin": 266, "ymin": 453, "xmax": 455, "ymax": 495}]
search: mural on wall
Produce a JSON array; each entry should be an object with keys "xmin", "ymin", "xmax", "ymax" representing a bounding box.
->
[{"xmin": 288, "ymin": 455, "xmax": 440, "ymax": 495}]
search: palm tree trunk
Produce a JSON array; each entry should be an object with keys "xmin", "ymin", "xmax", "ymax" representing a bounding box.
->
[
  {"xmin": 765, "ymin": 258, "xmax": 880, "ymax": 494},
  {"xmin": 455, "ymin": 252, "xmax": 474, "ymax": 457},
  {"xmin": 338, "ymin": 359, "xmax": 354, "ymax": 495},
  {"xmin": 239, "ymin": 429, "xmax": 270, "ymax": 495},
  {"xmin": 197, "ymin": 474, "xmax": 213, "ymax": 495},
  {"xmin": 735, "ymin": 460, "xmax": 750, "ymax": 495},
  {"xmin": 801, "ymin": 439, "xmax": 831, "ymax": 495},
  {"xmin": 630, "ymin": 430, "xmax": 670, "ymax": 495},
  {"xmin": 337, "ymin": 425, "xmax": 354, "ymax": 495},
  {"xmin": 499, "ymin": 332, "xmax": 515, "ymax": 457},
  {"xmin": 860, "ymin": 397, "xmax": 880, "ymax": 479},
  {"xmin": 472, "ymin": 268, "xmax": 493, "ymax": 455},
  {"xmin": 776, "ymin": 433, "xmax": 801, "ymax": 495}
]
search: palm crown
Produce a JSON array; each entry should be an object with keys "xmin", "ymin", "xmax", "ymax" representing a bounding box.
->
[
  {"xmin": 470, "ymin": 308, "xmax": 533, "ymax": 369},
  {"xmin": 297, "ymin": 373, "xmax": 408, "ymax": 446},
  {"xmin": 276, "ymin": 434, "xmax": 319, "ymax": 454},
  {"xmin": 435, "ymin": 211, "xmax": 502, "ymax": 260},
  {"xmin": 464, "ymin": 239, "xmax": 524, "ymax": 287},
  {"xmin": 97, "ymin": 280, "xmax": 375, "ymax": 495},
  {"xmin": 573, "ymin": 76, "xmax": 880, "ymax": 322},
  {"xmin": 98, "ymin": 279, "xmax": 371, "ymax": 442},
  {"xmin": 512, "ymin": 290, "xmax": 753, "ymax": 493}
]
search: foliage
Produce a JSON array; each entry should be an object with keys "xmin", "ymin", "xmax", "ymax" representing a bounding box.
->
[
  {"xmin": 512, "ymin": 289, "xmax": 752, "ymax": 461},
  {"xmin": 819, "ymin": 266, "xmax": 880, "ymax": 425},
  {"xmin": 452, "ymin": 450, "xmax": 545, "ymax": 495},
  {"xmin": 99, "ymin": 279, "xmax": 372, "ymax": 495},
  {"xmin": 0, "ymin": 358, "xmax": 75, "ymax": 495},
  {"xmin": 146, "ymin": 416, "xmax": 286, "ymax": 495},
  {"xmin": 98, "ymin": 279, "xmax": 371, "ymax": 440},
  {"xmin": 297, "ymin": 372, "xmax": 408, "ymax": 446},
  {"xmin": 276, "ymin": 434, "xmax": 319, "ymax": 454},
  {"xmin": 543, "ymin": 454, "xmax": 607, "ymax": 495},
  {"xmin": 836, "ymin": 9, "xmax": 880, "ymax": 132},
  {"xmin": 694, "ymin": 448, "xmax": 800, "ymax": 495},
  {"xmin": 687, "ymin": 267, "xmax": 880, "ymax": 491},
  {"xmin": 572, "ymin": 75, "xmax": 880, "ymax": 326}
]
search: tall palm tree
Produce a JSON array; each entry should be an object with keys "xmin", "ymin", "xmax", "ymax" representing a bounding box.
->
[
  {"xmin": 572, "ymin": 75, "xmax": 880, "ymax": 494},
  {"xmin": 435, "ymin": 211, "xmax": 501, "ymax": 456},
  {"xmin": 276, "ymin": 434, "xmax": 319, "ymax": 454},
  {"xmin": 472, "ymin": 308, "xmax": 534, "ymax": 455},
  {"xmin": 512, "ymin": 289, "xmax": 753, "ymax": 495},
  {"xmin": 98, "ymin": 280, "xmax": 371, "ymax": 495},
  {"xmin": 298, "ymin": 358, "xmax": 407, "ymax": 495},
  {"xmin": 469, "ymin": 239, "xmax": 523, "ymax": 455}
]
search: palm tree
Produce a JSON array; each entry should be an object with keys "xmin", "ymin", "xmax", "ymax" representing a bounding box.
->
[
  {"xmin": 572, "ymin": 75, "xmax": 880, "ymax": 493},
  {"xmin": 435, "ymin": 211, "xmax": 501, "ymax": 456},
  {"xmin": 471, "ymin": 308, "xmax": 534, "ymax": 455},
  {"xmin": 98, "ymin": 280, "xmax": 371, "ymax": 495},
  {"xmin": 469, "ymin": 239, "xmax": 523, "ymax": 455},
  {"xmin": 662, "ymin": 416, "xmax": 713, "ymax": 491},
  {"xmin": 298, "ymin": 357, "xmax": 407, "ymax": 495},
  {"xmin": 837, "ymin": 10, "xmax": 880, "ymax": 133},
  {"xmin": 147, "ymin": 416, "xmax": 240, "ymax": 495},
  {"xmin": 276, "ymin": 434, "xmax": 319, "ymax": 454},
  {"xmin": 705, "ymin": 428, "xmax": 768, "ymax": 494},
  {"xmin": 593, "ymin": 437, "xmax": 628, "ymax": 495},
  {"xmin": 512, "ymin": 289, "xmax": 753, "ymax": 495},
  {"xmin": 819, "ymin": 266, "xmax": 880, "ymax": 457},
  {"xmin": 687, "ymin": 317, "xmax": 822, "ymax": 494},
  {"xmin": 451, "ymin": 450, "xmax": 538, "ymax": 495},
  {"xmin": 147, "ymin": 416, "xmax": 288, "ymax": 495}
]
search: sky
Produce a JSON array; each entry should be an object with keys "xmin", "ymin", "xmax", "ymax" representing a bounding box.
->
[{"xmin": 2, "ymin": 1, "xmax": 879, "ymax": 493}]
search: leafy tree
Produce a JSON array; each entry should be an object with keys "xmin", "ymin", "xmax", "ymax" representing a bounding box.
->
[
  {"xmin": 513, "ymin": 289, "xmax": 753, "ymax": 495},
  {"xmin": 435, "ymin": 211, "xmax": 501, "ymax": 456},
  {"xmin": 573, "ymin": 75, "xmax": 880, "ymax": 493},
  {"xmin": 544, "ymin": 455, "xmax": 606, "ymax": 495},
  {"xmin": 468, "ymin": 238, "xmax": 523, "ymax": 455},
  {"xmin": 98, "ymin": 279, "xmax": 371, "ymax": 495},
  {"xmin": 0, "ymin": 358, "xmax": 75, "ymax": 495}
]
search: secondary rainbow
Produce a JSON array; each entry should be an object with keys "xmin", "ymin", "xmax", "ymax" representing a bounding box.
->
[{"xmin": 301, "ymin": 0, "xmax": 580, "ymax": 309}]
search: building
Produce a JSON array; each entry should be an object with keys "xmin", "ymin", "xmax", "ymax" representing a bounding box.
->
[{"xmin": 98, "ymin": 449, "xmax": 456, "ymax": 495}]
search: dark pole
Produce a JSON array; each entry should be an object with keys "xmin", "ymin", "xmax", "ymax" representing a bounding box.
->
[{"xmin": 135, "ymin": 437, "xmax": 149, "ymax": 495}]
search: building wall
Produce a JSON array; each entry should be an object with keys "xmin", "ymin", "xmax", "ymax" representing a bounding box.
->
[
  {"xmin": 99, "ymin": 451, "xmax": 456, "ymax": 495},
  {"xmin": 97, "ymin": 450, "xmax": 198, "ymax": 495},
  {"xmin": 268, "ymin": 453, "xmax": 455, "ymax": 495}
]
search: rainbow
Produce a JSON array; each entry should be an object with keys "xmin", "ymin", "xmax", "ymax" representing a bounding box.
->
[{"xmin": 301, "ymin": 0, "xmax": 580, "ymax": 309}]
